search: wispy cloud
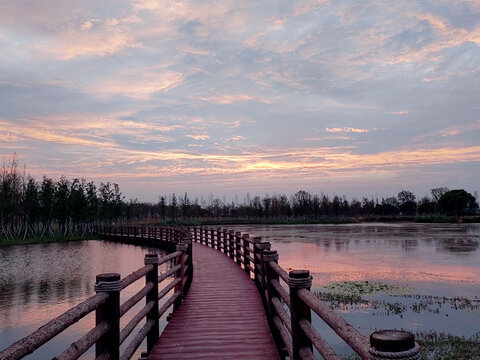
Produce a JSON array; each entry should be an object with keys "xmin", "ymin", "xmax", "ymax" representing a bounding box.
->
[{"xmin": 1, "ymin": 0, "xmax": 479, "ymax": 199}]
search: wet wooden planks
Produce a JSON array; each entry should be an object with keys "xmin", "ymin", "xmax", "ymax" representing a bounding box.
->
[{"xmin": 148, "ymin": 242, "xmax": 280, "ymax": 360}]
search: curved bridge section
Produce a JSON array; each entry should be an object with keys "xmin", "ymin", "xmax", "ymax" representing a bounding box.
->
[{"xmin": 149, "ymin": 242, "xmax": 279, "ymax": 359}]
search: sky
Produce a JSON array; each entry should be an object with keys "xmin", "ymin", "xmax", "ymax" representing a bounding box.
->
[{"xmin": 1, "ymin": 0, "xmax": 479, "ymax": 202}]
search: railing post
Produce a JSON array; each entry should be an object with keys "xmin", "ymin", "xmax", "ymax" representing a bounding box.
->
[
  {"xmin": 202, "ymin": 227, "xmax": 207, "ymax": 245},
  {"xmin": 252, "ymin": 237, "xmax": 263, "ymax": 290},
  {"xmin": 288, "ymin": 270, "xmax": 313, "ymax": 360},
  {"xmin": 145, "ymin": 254, "xmax": 159, "ymax": 353},
  {"xmin": 215, "ymin": 228, "xmax": 220, "ymax": 251},
  {"xmin": 209, "ymin": 228, "xmax": 214, "ymax": 248},
  {"xmin": 263, "ymin": 249, "xmax": 285, "ymax": 357},
  {"xmin": 95, "ymin": 273, "xmax": 121, "ymax": 360},
  {"xmin": 183, "ymin": 234, "xmax": 193, "ymax": 293},
  {"xmin": 174, "ymin": 242, "xmax": 188, "ymax": 311},
  {"xmin": 228, "ymin": 230, "xmax": 235, "ymax": 260},
  {"xmin": 235, "ymin": 232, "xmax": 242, "ymax": 266},
  {"xmin": 242, "ymin": 234, "xmax": 250, "ymax": 274},
  {"xmin": 222, "ymin": 229, "xmax": 228, "ymax": 255},
  {"xmin": 369, "ymin": 330, "xmax": 420, "ymax": 360}
]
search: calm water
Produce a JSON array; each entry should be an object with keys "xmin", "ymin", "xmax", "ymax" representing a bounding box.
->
[
  {"xmin": 0, "ymin": 240, "xmax": 173, "ymax": 360},
  {"xmin": 232, "ymin": 223, "xmax": 480, "ymax": 355},
  {"xmin": 1, "ymin": 224, "xmax": 479, "ymax": 358}
]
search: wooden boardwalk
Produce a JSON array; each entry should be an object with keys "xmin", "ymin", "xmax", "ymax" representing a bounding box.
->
[{"xmin": 148, "ymin": 242, "xmax": 280, "ymax": 360}]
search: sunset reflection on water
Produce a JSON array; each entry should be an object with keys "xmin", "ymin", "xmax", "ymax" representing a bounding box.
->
[{"xmin": 232, "ymin": 223, "xmax": 480, "ymax": 293}]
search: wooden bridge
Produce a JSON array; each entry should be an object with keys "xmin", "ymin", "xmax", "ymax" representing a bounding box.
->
[{"xmin": 0, "ymin": 226, "xmax": 420, "ymax": 360}]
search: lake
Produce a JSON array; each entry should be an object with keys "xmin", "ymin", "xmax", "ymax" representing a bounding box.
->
[{"xmin": 1, "ymin": 223, "xmax": 479, "ymax": 358}]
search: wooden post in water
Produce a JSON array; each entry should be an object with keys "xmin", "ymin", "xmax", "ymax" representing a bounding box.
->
[
  {"xmin": 94, "ymin": 273, "xmax": 121, "ymax": 360},
  {"xmin": 369, "ymin": 330, "xmax": 420, "ymax": 359},
  {"xmin": 289, "ymin": 270, "xmax": 313, "ymax": 360},
  {"xmin": 145, "ymin": 254, "xmax": 160, "ymax": 353}
]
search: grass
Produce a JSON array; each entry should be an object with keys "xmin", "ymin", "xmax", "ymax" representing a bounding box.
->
[
  {"xmin": 0, "ymin": 233, "xmax": 98, "ymax": 246},
  {"xmin": 340, "ymin": 333, "xmax": 480, "ymax": 360},
  {"xmin": 417, "ymin": 332, "xmax": 480, "ymax": 360}
]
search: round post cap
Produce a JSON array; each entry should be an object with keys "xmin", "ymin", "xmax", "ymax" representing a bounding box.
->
[
  {"xmin": 145, "ymin": 253, "xmax": 160, "ymax": 264},
  {"xmin": 96, "ymin": 273, "xmax": 120, "ymax": 282},
  {"xmin": 370, "ymin": 330, "xmax": 415, "ymax": 352},
  {"xmin": 287, "ymin": 270, "xmax": 312, "ymax": 288}
]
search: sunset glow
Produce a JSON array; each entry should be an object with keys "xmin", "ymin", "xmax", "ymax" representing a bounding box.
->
[{"xmin": 1, "ymin": 0, "xmax": 479, "ymax": 200}]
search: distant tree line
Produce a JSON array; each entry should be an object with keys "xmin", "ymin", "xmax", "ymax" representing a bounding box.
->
[
  {"xmin": 2, "ymin": 154, "xmax": 479, "ymax": 242},
  {"xmin": 147, "ymin": 188, "xmax": 478, "ymax": 223}
]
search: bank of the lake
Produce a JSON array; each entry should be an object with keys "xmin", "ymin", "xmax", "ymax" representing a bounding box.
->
[{"xmin": 0, "ymin": 233, "xmax": 99, "ymax": 246}]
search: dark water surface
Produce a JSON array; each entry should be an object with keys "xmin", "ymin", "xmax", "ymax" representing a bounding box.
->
[
  {"xmin": 0, "ymin": 240, "xmax": 172, "ymax": 359},
  {"xmin": 232, "ymin": 223, "xmax": 480, "ymax": 355}
]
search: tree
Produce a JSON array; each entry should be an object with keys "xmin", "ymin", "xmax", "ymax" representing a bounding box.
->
[
  {"xmin": 170, "ymin": 193, "xmax": 177, "ymax": 221},
  {"xmin": 397, "ymin": 190, "xmax": 416, "ymax": 216},
  {"xmin": 417, "ymin": 196, "xmax": 435, "ymax": 215},
  {"xmin": 39, "ymin": 176, "xmax": 55, "ymax": 235},
  {"xmin": 159, "ymin": 196, "xmax": 166, "ymax": 222},
  {"xmin": 54, "ymin": 176, "xmax": 70, "ymax": 233},
  {"xmin": 431, "ymin": 187, "xmax": 449, "ymax": 202},
  {"xmin": 439, "ymin": 189, "xmax": 478, "ymax": 219}
]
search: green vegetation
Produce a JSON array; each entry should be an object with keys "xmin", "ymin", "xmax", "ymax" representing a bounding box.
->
[
  {"xmin": 0, "ymin": 232, "xmax": 99, "ymax": 246},
  {"xmin": 417, "ymin": 332, "xmax": 480, "ymax": 360},
  {"xmin": 323, "ymin": 280, "xmax": 413, "ymax": 296}
]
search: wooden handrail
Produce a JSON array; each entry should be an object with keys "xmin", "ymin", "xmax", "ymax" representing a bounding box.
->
[{"xmin": 0, "ymin": 292, "xmax": 109, "ymax": 360}]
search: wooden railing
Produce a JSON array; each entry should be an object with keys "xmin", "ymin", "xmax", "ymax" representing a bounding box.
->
[
  {"xmin": 0, "ymin": 226, "xmax": 193, "ymax": 360},
  {"xmin": 191, "ymin": 226, "xmax": 421, "ymax": 360}
]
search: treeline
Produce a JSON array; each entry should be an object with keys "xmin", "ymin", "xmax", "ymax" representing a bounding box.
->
[
  {"xmin": 136, "ymin": 188, "xmax": 479, "ymax": 223},
  {"xmin": 2, "ymin": 153, "xmax": 479, "ymax": 242},
  {"xmin": 0, "ymin": 154, "xmax": 125, "ymax": 241}
]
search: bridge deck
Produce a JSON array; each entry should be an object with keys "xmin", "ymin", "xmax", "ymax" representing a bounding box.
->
[{"xmin": 148, "ymin": 242, "xmax": 280, "ymax": 360}]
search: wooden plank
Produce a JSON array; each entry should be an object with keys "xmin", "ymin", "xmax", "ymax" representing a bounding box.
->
[{"xmin": 148, "ymin": 242, "xmax": 279, "ymax": 360}]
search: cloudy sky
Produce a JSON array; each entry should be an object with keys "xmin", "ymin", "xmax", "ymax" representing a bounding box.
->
[{"xmin": 1, "ymin": 0, "xmax": 479, "ymax": 201}]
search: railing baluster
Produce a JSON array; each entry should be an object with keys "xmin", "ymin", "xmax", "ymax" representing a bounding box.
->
[
  {"xmin": 144, "ymin": 254, "xmax": 159, "ymax": 353},
  {"xmin": 288, "ymin": 270, "xmax": 313, "ymax": 360}
]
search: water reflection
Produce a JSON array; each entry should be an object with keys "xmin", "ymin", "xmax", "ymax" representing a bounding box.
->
[{"xmin": 0, "ymin": 240, "xmax": 172, "ymax": 360}]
